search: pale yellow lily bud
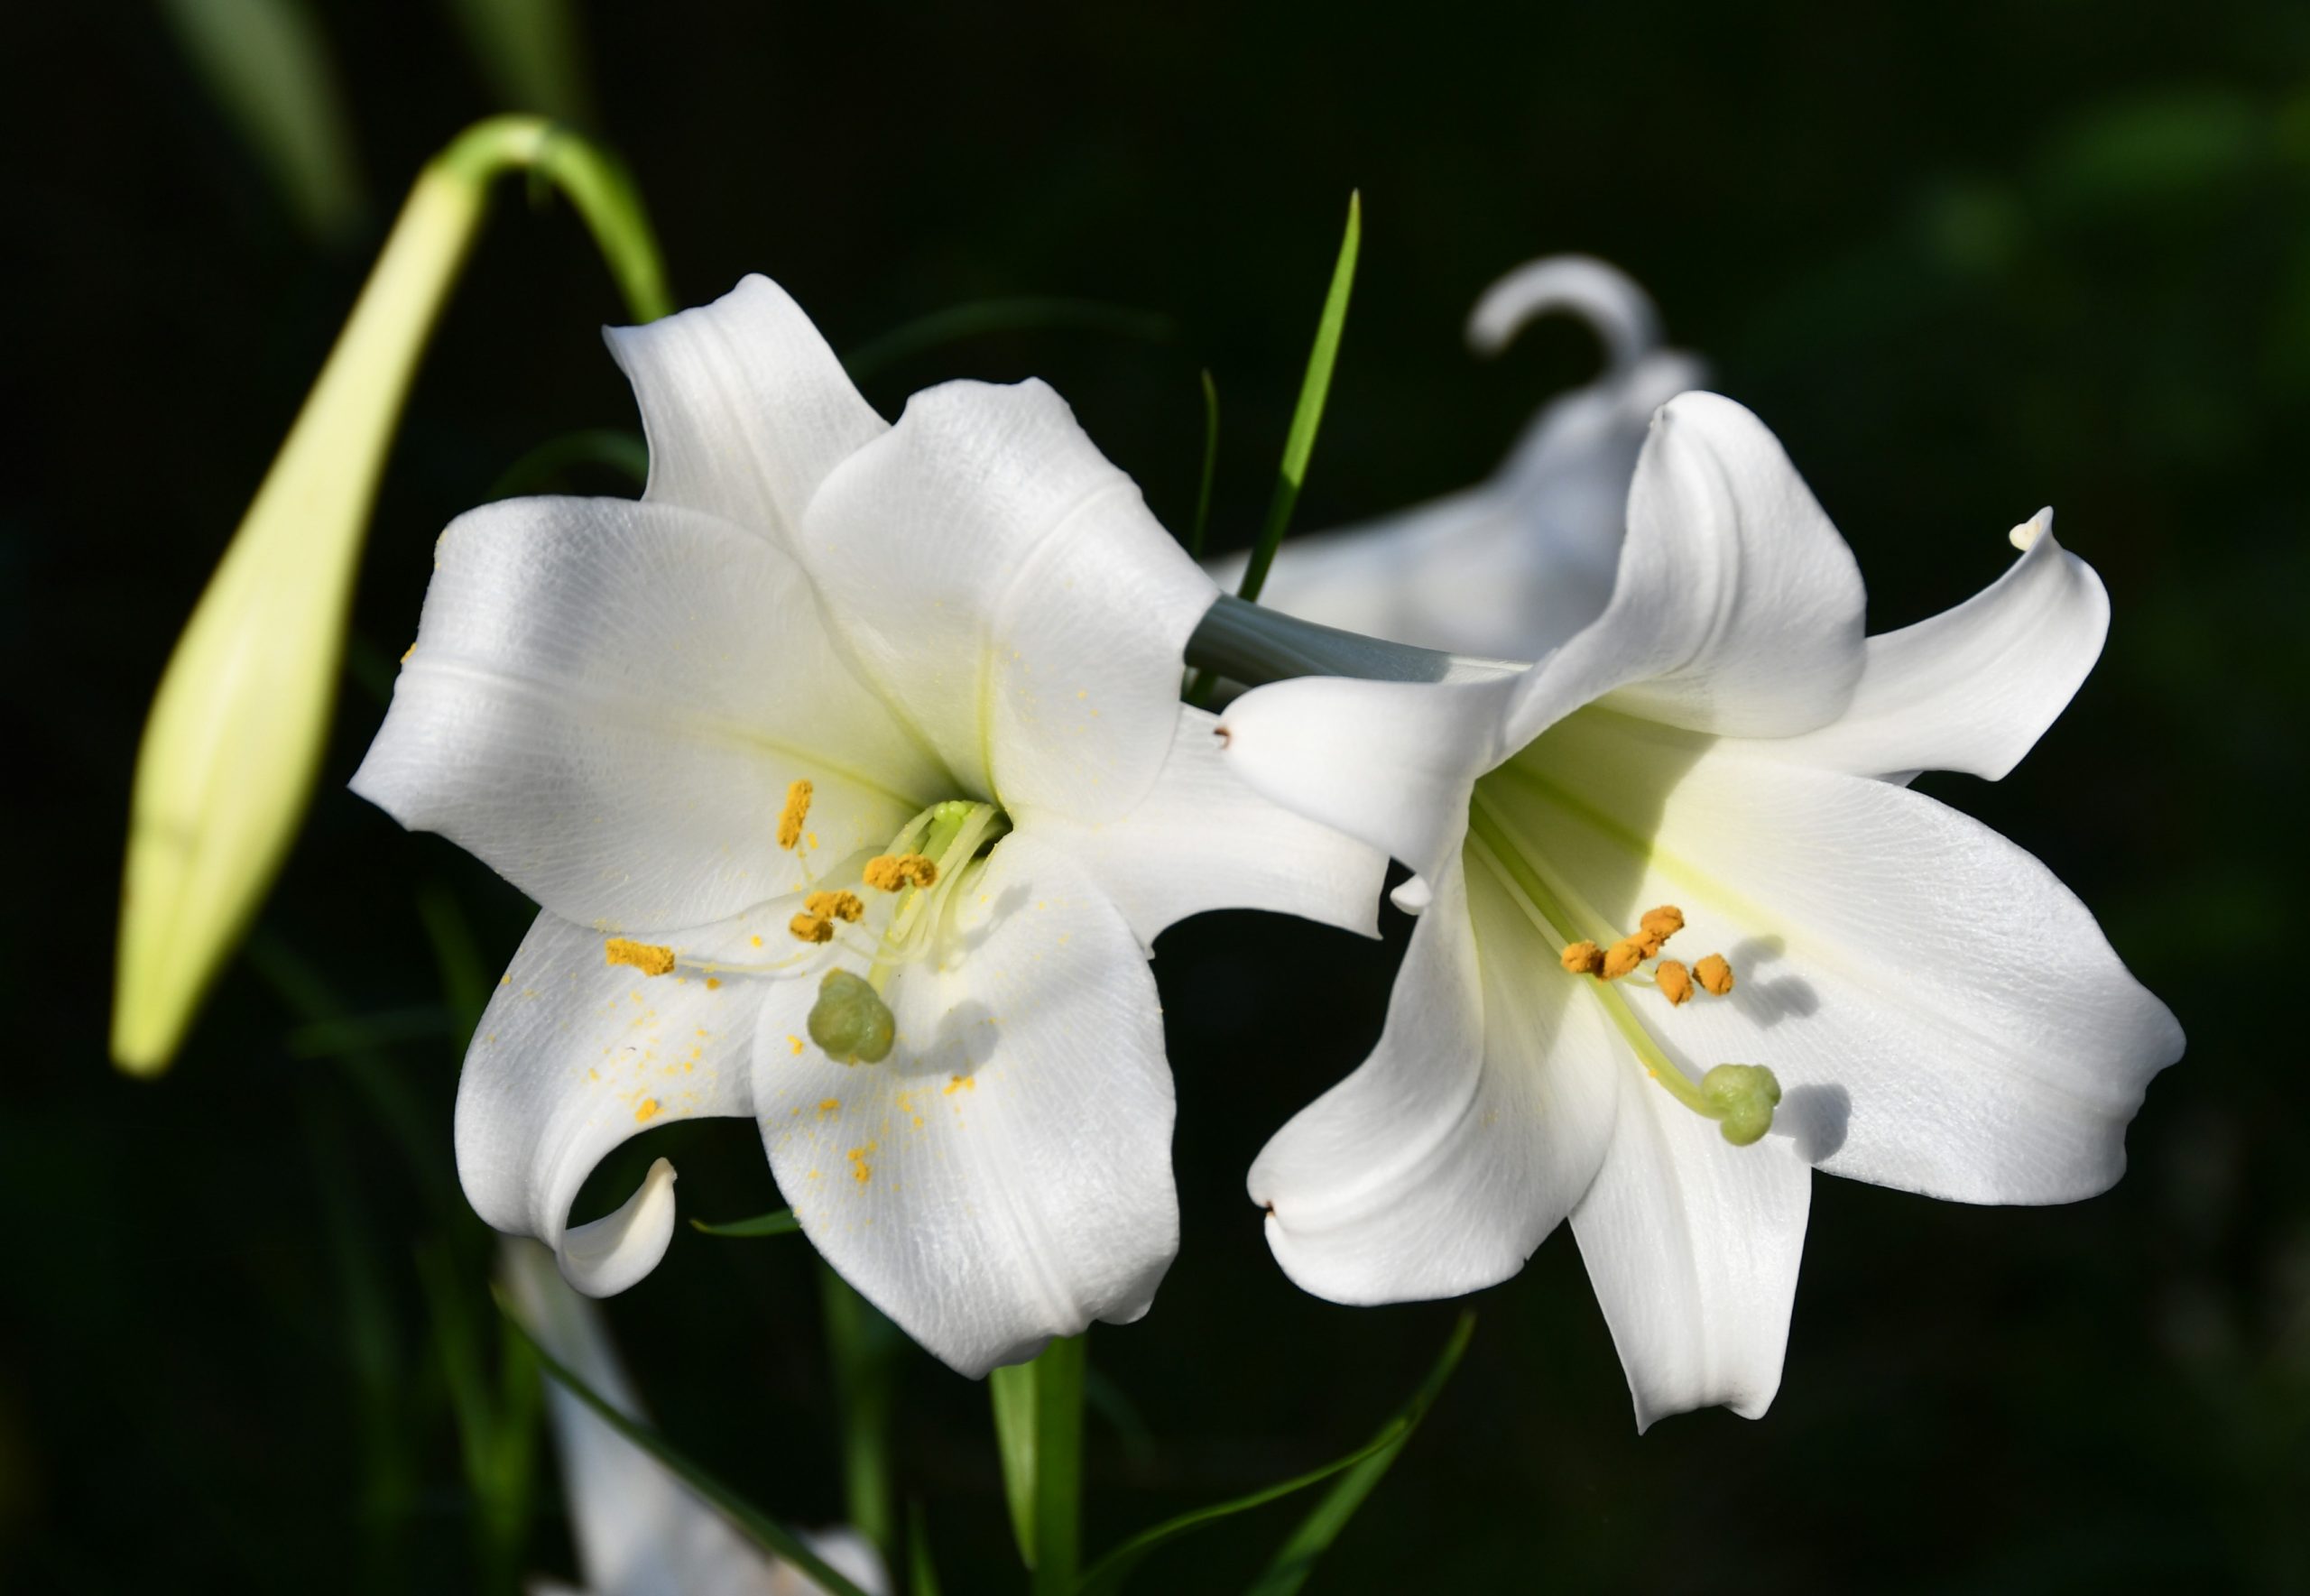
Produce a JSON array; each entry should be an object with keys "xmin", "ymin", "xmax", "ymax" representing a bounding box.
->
[{"xmin": 112, "ymin": 116, "xmax": 670, "ymax": 1074}]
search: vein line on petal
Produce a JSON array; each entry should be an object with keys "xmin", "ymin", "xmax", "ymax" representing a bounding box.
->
[{"xmin": 405, "ymin": 656, "xmax": 937, "ymax": 816}]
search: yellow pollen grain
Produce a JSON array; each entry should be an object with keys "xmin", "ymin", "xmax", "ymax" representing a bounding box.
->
[
  {"xmin": 777, "ymin": 779, "xmax": 813, "ymax": 849},
  {"xmin": 788, "ymin": 1034, "xmax": 804, "ymax": 1056},
  {"xmin": 1559, "ymin": 939, "xmax": 1603, "ymax": 976},
  {"xmin": 1695, "ymin": 953, "xmax": 1735, "ymax": 996},
  {"xmin": 605, "ymin": 938, "xmax": 677, "ymax": 977},
  {"xmin": 944, "ymin": 1074, "xmax": 975, "ymax": 1095},
  {"xmin": 819, "ymin": 1097, "xmax": 840, "ymax": 1112},
  {"xmin": 400, "ymin": 642, "xmax": 416, "ymax": 663},
  {"xmin": 1637, "ymin": 904, "xmax": 1686, "ymax": 956},
  {"xmin": 864, "ymin": 853, "xmax": 938, "ymax": 891},
  {"xmin": 1639, "ymin": 905, "xmax": 1686, "ymax": 941},
  {"xmin": 1601, "ymin": 936, "xmax": 1648, "ymax": 981},
  {"xmin": 1656, "ymin": 959, "xmax": 1695, "ymax": 1006},
  {"xmin": 806, "ymin": 890, "xmax": 866, "ymax": 923},
  {"xmin": 846, "ymin": 1146, "xmax": 873, "ymax": 1185},
  {"xmin": 633, "ymin": 1097, "xmax": 661, "ymax": 1124},
  {"xmin": 789, "ymin": 912, "xmax": 834, "ymax": 944},
  {"xmin": 705, "ymin": 977, "xmax": 722, "ymax": 991}
]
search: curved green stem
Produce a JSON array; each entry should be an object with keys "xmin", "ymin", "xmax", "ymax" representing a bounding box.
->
[{"xmin": 113, "ymin": 115, "xmax": 670, "ymax": 1074}]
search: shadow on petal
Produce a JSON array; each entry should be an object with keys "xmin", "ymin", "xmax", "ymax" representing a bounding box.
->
[{"xmin": 1779, "ymin": 1083, "xmax": 1852, "ymax": 1164}]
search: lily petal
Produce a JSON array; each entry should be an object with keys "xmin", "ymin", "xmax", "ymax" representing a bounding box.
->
[
  {"xmin": 457, "ymin": 909, "xmax": 767, "ymax": 1296},
  {"xmin": 798, "ymin": 379, "xmax": 1218, "ymax": 823},
  {"xmin": 1499, "ymin": 711, "xmax": 2185, "ymax": 1204},
  {"xmin": 1567, "ymin": 1073, "xmax": 1813, "ymax": 1430},
  {"xmin": 1207, "ymin": 255, "xmax": 1702, "ymax": 662},
  {"xmin": 1506, "ymin": 392, "xmax": 1867, "ymax": 748},
  {"xmin": 753, "ymin": 833, "xmax": 1176, "ymax": 1377},
  {"xmin": 351, "ymin": 495, "xmax": 946, "ymax": 932},
  {"xmin": 604, "ymin": 273, "xmax": 888, "ymax": 552},
  {"xmin": 1728, "ymin": 510, "xmax": 2111, "ymax": 783},
  {"xmin": 1215, "ymin": 673, "xmax": 1520, "ymax": 907},
  {"xmin": 1019, "ymin": 706, "xmax": 1387, "ymax": 946},
  {"xmin": 1249, "ymin": 855, "xmax": 1619, "ymax": 1302}
]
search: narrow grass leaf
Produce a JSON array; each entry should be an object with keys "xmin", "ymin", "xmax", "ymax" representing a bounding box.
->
[
  {"xmin": 820, "ymin": 1263, "xmax": 902, "ymax": 1562},
  {"xmin": 160, "ymin": 0, "xmax": 366, "ymax": 243},
  {"xmin": 990, "ymin": 1359, "xmax": 1040, "ymax": 1566},
  {"xmin": 908, "ymin": 1499, "xmax": 943, "ymax": 1596},
  {"xmin": 494, "ymin": 1287, "xmax": 873, "ymax": 1596},
  {"xmin": 487, "ymin": 427, "xmax": 649, "ymax": 499},
  {"xmin": 1030, "ymin": 1334, "xmax": 1087, "ymax": 1596},
  {"xmin": 1234, "ymin": 190, "xmax": 1360, "ymax": 605},
  {"xmin": 1073, "ymin": 1308, "xmax": 1470, "ymax": 1596},
  {"xmin": 1187, "ymin": 368, "xmax": 1220, "ymax": 559},
  {"xmin": 1245, "ymin": 1313, "xmax": 1476, "ymax": 1596},
  {"xmin": 846, "ymin": 298, "xmax": 1174, "ymax": 383},
  {"xmin": 445, "ymin": 0, "xmax": 596, "ymax": 124},
  {"xmin": 688, "ymin": 1207, "xmax": 803, "ymax": 1238}
]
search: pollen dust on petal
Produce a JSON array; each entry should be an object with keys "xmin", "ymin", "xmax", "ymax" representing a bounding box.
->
[{"xmin": 633, "ymin": 1097, "xmax": 661, "ymax": 1124}]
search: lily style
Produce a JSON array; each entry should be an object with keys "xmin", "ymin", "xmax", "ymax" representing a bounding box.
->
[
  {"xmin": 1215, "ymin": 391, "xmax": 2185, "ymax": 1427},
  {"xmin": 1205, "ymin": 254, "xmax": 1704, "ymax": 661},
  {"xmin": 504, "ymin": 1241, "xmax": 889, "ymax": 1596},
  {"xmin": 352, "ymin": 275, "xmax": 1381, "ymax": 1375}
]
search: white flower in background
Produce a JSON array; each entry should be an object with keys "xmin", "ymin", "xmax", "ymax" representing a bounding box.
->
[
  {"xmin": 1217, "ymin": 391, "xmax": 2184, "ymax": 1428},
  {"xmin": 352, "ymin": 275, "xmax": 1381, "ymax": 1376},
  {"xmin": 503, "ymin": 1241, "xmax": 889, "ymax": 1596},
  {"xmin": 1205, "ymin": 255, "xmax": 1704, "ymax": 661}
]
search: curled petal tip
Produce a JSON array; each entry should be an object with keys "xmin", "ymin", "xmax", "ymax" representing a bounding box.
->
[
  {"xmin": 1465, "ymin": 254, "xmax": 1664, "ymax": 374},
  {"xmin": 559, "ymin": 1157, "xmax": 680, "ymax": 1298}
]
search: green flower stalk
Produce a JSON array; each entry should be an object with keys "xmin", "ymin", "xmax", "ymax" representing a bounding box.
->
[{"xmin": 111, "ymin": 115, "xmax": 670, "ymax": 1075}]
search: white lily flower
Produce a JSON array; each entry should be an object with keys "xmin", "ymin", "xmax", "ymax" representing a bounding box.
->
[
  {"xmin": 352, "ymin": 275, "xmax": 1383, "ymax": 1376},
  {"xmin": 504, "ymin": 1241, "xmax": 889, "ymax": 1596},
  {"xmin": 1216, "ymin": 391, "xmax": 2184, "ymax": 1428},
  {"xmin": 1205, "ymin": 255, "xmax": 1705, "ymax": 660}
]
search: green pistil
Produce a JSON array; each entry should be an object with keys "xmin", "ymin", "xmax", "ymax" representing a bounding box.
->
[
  {"xmin": 1466, "ymin": 799, "xmax": 1780, "ymax": 1148},
  {"xmin": 808, "ymin": 969, "xmax": 895, "ymax": 1065}
]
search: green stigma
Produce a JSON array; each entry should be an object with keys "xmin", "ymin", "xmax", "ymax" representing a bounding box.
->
[
  {"xmin": 808, "ymin": 969, "xmax": 895, "ymax": 1065},
  {"xmin": 1700, "ymin": 1064, "xmax": 1782, "ymax": 1146}
]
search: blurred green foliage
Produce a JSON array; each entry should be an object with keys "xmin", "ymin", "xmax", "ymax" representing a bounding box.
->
[{"xmin": 7, "ymin": 1, "xmax": 2307, "ymax": 1590}]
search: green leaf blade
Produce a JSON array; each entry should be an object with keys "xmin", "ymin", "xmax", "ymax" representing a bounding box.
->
[
  {"xmin": 688, "ymin": 1207, "xmax": 803, "ymax": 1238},
  {"xmin": 1073, "ymin": 1309, "xmax": 1472, "ymax": 1596},
  {"xmin": 494, "ymin": 1287, "xmax": 873, "ymax": 1596},
  {"xmin": 990, "ymin": 1359, "xmax": 1040, "ymax": 1567},
  {"xmin": 1236, "ymin": 190, "xmax": 1361, "ymax": 606},
  {"xmin": 1246, "ymin": 1312, "xmax": 1477, "ymax": 1596}
]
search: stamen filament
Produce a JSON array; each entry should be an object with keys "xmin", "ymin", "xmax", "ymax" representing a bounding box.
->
[{"xmin": 1465, "ymin": 806, "xmax": 1722, "ymax": 1123}]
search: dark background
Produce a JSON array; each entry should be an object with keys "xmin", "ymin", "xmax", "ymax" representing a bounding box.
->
[{"xmin": 7, "ymin": 2, "xmax": 2307, "ymax": 1589}]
